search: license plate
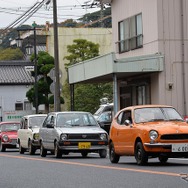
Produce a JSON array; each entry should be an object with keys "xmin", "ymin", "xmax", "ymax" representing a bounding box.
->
[
  {"xmin": 172, "ymin": 144, "xmax": 188, "ymax": 152},
  {"xmin": 78, "ymin": 142, "xmax": 91, "ymax": 149}
]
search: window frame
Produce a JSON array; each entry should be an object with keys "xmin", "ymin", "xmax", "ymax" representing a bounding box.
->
[{"xmin": 118, "ymin": 13, "xmax": 143, "ymax": 53}]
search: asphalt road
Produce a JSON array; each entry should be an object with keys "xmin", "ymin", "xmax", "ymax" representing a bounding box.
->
[{"xmin": 0, "ymin": 149, "xmax": 188, "ymax": 188}]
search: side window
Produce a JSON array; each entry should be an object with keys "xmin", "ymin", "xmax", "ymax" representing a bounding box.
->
[
  {"xmin": 20, "ymin": 119, "xmax": 24, "ymax": 129},
  {"xmin": 117, "ymin": 111, "xmax": 132, "ymax": 125},
  {"xmin": 117, "ymin": 112, "xmax": 124, "ymax": 125},
  {"xmin": 124, "ymin": 111, "xmax": 132, "ymax": 123},
  {"xmin": 43, "ymin": 115, "xmax": 55, "ymax": 128},
  {"xmin": 24, "ymin": 119, "xmax": 28, "ymax": 129}
]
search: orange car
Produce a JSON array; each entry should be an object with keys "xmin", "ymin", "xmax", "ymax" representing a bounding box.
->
[{"xmin": 109, "ymin": 105, "xmax": 188, "ymax": 165}]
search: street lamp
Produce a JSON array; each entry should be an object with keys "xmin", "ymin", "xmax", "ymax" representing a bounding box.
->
[{"xmin": 16, "ymin": 24, "xmax": 38, "ymax": 114}]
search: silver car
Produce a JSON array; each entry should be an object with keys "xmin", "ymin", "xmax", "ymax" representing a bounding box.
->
[{"xmin": 39, "ymin": 111, "xmax": 108, "ymax": 158}]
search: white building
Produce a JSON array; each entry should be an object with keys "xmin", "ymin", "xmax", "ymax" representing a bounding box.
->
[{"xmin": 0, "ymin": 61, "xmax": 34, "ymax": 121}]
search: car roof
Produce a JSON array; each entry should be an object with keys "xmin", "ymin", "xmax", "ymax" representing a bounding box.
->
[
  {"xmin": 22, "ymin": 114, "xmax": 47, "ymax": 118},
  {"xmin": 122, "ymin": 104, "xmax": 173, "ymax": 111},
  {"xmin": 48, "ymin": 111, "xmax": 91, "ymax": 115}
]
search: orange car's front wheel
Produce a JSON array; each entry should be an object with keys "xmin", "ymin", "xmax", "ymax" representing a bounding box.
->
[{"xmin": 135, "ymin": 142, "xmax": 148, "ymax": 165}]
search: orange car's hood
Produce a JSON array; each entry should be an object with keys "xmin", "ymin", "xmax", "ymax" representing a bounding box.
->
[{"xmin": 140, "ymin": 121, "xmax": 188, "ymax": 134}]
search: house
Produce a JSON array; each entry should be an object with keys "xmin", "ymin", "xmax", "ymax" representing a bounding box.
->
[
  {"xmin": 68, "ymin": 0, "xmax": 188, "ymax": 118},
  {"xmin": 0, "ymin": 61, "xmax": 35, "ymax": 121}
]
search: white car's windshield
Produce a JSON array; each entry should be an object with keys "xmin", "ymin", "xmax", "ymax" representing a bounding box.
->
[
  {"xmin": 29, "ymin": 116, "xmax": 46, "ymax": 127},
  {"xmin": 134, "ymin": 107, "xmax": 183, "ymax": 123},
  {"xmin": 56, "ymin": 113, "xmax": 98, "ymax": 127}
]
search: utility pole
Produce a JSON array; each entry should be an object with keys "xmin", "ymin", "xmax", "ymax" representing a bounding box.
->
[
  {"xmin": 53, "ymin": 0, "xmax": 61, "ymax": 111},
  {"xmin": 100, "ymin": 1, "xmax": 104, "ymax": 28}
]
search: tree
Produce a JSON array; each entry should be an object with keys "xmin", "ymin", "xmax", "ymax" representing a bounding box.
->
[
  {"xmin": 26, "ymin": 51, "xmax": 64, "ymax": 113},
  {"xmin": 64, "ymin": 39, "xmax": 99, "ymax": 67},
  {"xmin": 64, "ymin": 39, "xmax": 113, "ymax": 113},
  {"xmin": 0, "ymin": 48, "xmax": 23, "ymax": 60}
]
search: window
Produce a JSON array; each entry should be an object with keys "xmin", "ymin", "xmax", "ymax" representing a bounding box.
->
[
  {"xmin": 24, "ymin": 101, "xmax": 32, "ymax": 110},
  {"xmin": 15, "ymin": 103, "xmax": 23, "ymax": 110},
  {"xmin": 118, "ymin": 13, "xmax": 143, "ymax": 53}
]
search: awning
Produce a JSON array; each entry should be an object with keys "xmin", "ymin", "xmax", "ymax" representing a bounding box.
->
[{"xmin": 68, "ymin": 52, "xmax": 164, "ymax": 84}]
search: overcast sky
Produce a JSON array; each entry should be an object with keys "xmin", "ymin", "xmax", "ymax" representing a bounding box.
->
[{"xmin": 0, "ymin": 0, "xmax": 101, "ymax": 28}]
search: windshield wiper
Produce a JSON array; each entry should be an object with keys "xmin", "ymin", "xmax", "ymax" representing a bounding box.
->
[
  {"xmin": 148, "ymin": 119, "xmax": 165, "ymax": 122},
  {"xmin": 168, "ymin": 119, "xmax": 184, "ymax": 122}
]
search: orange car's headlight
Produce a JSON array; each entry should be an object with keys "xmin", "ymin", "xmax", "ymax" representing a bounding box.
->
[{"xmin": 149, "ymin": 130, "xmax": 158, "ymax": 141}]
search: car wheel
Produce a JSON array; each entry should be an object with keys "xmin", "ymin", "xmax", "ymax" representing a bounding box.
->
[
  {"xmin": 19, "ymin": 143, "xmax": 25, "ymax": 154},
  {"xmin": 109, "ymin": 142, "xmax": 120, "ymax": 163},
  {"xmin": 81, "ymin": 151, "xmax": 88, "ymax": 158},
  {"xmin": 135, "ymin": 142, "xmax": 148, "ymax": 165},
  {"xmin": 28, "ymin": 140, "xmax": 35, "ymax": 155},
  {"xmin": 99, "ymin": 149, "xmax": 107, "ymax": 158},
  {"xmin": 54, "ymin": 142, "xmax": 62, "ymax": 158},
  {"xmin": 40, "ymin": 142, "xmax": 47, "ymax": 157},
  {"xmin": 0, "ymin": 141, "xmax": 6, "ymax": 152},
  {"xmin": 158, "ymin": 155, "xmax": 168, "ymax": 164}
]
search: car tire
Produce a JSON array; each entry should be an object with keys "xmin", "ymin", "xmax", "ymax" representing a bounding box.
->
[
  {"xmin": 135, "ymin": 142, "xmax": 148, "ymax": 165},
  {"xmin": 54, "ymin": 142, "xmax": 62, "ymax": 158},
  {"xmin": 109, "ymin": 142, "xmax": 120, "ymax": 163},
  {"xmin": 19, "ymin": 143, "xmax": 25, "ymax": 154},
  {"xmin": 28, "ymin": 140, "xmax": 35, "ymax": 155},
  {"xmin": 81, "ymin": 151, "xmax": 88, "ymax": 158},
  {"xmin": 40, "ymin": 142, "xmax": 47, "ymax": 157},
  {"xmin": 99, "ymin": 149, "xmax": 107, "ymax": 158},
  {"xmin": 0, "ymin": 141, "xmax": 6, "ymax": 152},
  {"xmin": 158, "ymin": 155, "xmax": 168, "ymax": 164}
]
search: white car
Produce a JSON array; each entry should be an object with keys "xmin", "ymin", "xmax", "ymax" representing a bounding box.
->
[{"xmin": 17, "ymin": 114, "xmax": 47, "ymax": 155}]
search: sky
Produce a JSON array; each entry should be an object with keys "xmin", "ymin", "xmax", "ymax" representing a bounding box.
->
[{"xmin": 0, "ymin": 0, "xmax": 101, "ymax": 29}]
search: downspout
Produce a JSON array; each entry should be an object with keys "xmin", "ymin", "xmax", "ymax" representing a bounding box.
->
[
  {"xmin": 113, "ymin": 73, "xmax": 118, "ymax": 116},
  {"xmin": 181, "ymin": 0, "xmax": 187, "ymax": 117}
]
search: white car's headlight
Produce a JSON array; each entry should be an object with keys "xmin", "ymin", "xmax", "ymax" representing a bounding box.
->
[
  {"xmin": 2, "ymin": 135, "xmax": 9, "ymax": 142},
  {"xmin": 33, "ymin": 133, "xmax": 39, "ymax": 140},
  {"xmin": 100, "ymin": 133, "xmax": 107, "ymax": 140},
  {"xmin": 60, "ymin": 134, "xmax": 67, "ymax": 141},
  {"xmin": 149, "ymin": 130, "xmax": 158, "ymax": 141}
]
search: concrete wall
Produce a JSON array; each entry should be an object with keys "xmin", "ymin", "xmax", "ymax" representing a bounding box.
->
[{"xmin": 47, "ymin": 28, "xmax": 113, "ymax": 85}]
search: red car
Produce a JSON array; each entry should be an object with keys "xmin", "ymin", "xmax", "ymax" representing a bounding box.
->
[{"xmin": 0, "ymin": 122, "xmax": 20, "ymax": 152}]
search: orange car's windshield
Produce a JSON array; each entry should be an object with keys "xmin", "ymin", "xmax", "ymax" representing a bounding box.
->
[{"xmin": 134, "ymin": 107, "xmax": 183, "ymax": 123}]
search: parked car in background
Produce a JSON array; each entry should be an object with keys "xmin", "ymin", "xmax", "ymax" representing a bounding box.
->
[
  {"xmin": 17, "ymin": 114, "xmax": 47, "ymax": 155},
  {"xmin": 109, "ymin": 105, "xmax": 188, "ymax": 165},
  {"xmin": 93, "ymin": 103, "xmax": 113, "ymax": 120},
  {"xmin": 0, "ymin": 122, "xmax": 20, "ymax": 152},
  {"xmin": 39, "ymin": 111, "xmax": 108, "ymax": 158},
  {"xmin": 97, "ymin": 111, "xmax": 112, "ymax": 134}
]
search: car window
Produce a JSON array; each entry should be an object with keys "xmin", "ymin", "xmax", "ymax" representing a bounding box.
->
[
  {"xmin": 134, "ymin": 107, "xmax": 183, "ymax": 123},
  {"xmin": 1, "ymin": 123, "xmax": 20, "ymax": 132},
  {"xmin": 99, "ymin": 112, "xmax": 111, "ymax": 122},
  {"xmin": 162, "ymin": 107, "xmax": 183, "ymax": 121},
  {"xmin": 56, "ymin": 113, "xmax": 98, "ymax": 127},
  {"xmin": 29, "ymin": 116, "xmax": 46, "ymax": 128}
]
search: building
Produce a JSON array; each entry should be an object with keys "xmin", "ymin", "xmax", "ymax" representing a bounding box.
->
[
  {"xmin": 68, "ymin": 0, "xmax": 188, "ymax": 117},
  {"xmin": 46, "ymin": 27, "xmax": 113, "ymax": 86},
  {"xmin": 0, "ymin": 61, "xmax": 35, "ymax": 121}
]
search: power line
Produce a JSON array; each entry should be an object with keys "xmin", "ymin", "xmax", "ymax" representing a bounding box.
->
[{"xmin": 0, "ymin": 0, "xmax": 48, "ymax": 35}]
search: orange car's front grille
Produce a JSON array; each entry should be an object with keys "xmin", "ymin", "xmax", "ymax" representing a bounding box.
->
[{"xmin": 161, "ymin": 134, "xmax": 188, "ymax": 140}]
